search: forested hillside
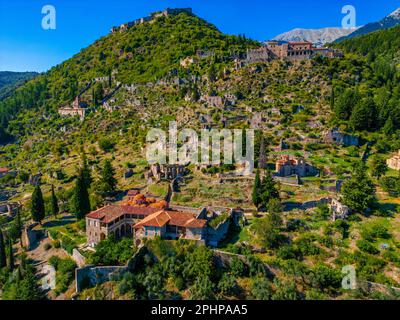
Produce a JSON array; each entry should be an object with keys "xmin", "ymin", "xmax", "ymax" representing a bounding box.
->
[
  {"xmin": 0, "ymin": 71, "xmax": 38, "ymax": 101},
  {"xmin": 331, "ymin": 25, "xmax": 400, "ymax": 136},
  {"xmin": 0, "ymin": 11, "xmax": 256, "ymax": 144}
]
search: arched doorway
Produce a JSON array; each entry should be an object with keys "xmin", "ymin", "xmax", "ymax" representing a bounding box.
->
[
  {"xmin": 100, "ymin": 233, "xmax": 106, "ymax": 241},
  {"xmin": 125, "ymin": 224, "xmax": 132, "ymax": 236},
  {"xmin": 115, "ymin": 228, "xmax": 121, "ymax": 239}
]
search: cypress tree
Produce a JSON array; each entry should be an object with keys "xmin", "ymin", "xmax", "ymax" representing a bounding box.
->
[
  {"xmin": 31, "ymin": 185, "xmax": 45, "ymax": 224},
  {"xmin": 9, "ymin": 211, "xmax": 23, "ymax": 244},
  {"xmin": 81, "ymin": 152, "xmax": 92, "ymax": 188},
  {"xmin": 252, "ymin": 169, "xmax": 262, "ymax": 208},
  {"xmin": 0, "ymin": 229, "xmax": 6, "ymax": 268},
  {"xmin": 100, "ymin": 159, "xmax": 117, "ymax": 195},
  {"xmin": 72, "ymin": 169, "xmax": 91, "ymax": 220},
  {"xmin": 258, "ymin": 136, "xmax": 267, "ymax": 169},
  {"xmin": 50, "ymin": 185, "xmax": 59, "ymax": 218},
  {"xmin": 8, "ymin": 238, "xmax": 14, "ymax": 271}
]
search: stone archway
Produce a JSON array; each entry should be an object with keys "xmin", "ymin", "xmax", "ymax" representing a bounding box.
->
[{"xmin": 115, "ymin": 228, "xmax": 121, "ymax": 239}]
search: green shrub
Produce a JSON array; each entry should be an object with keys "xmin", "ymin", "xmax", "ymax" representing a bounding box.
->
[
  {"xmin": 49, "ymin": 256, "xmax": 77, "ymax": 295},
  {"xmin": 52, "ymin": 239, "xmax": 61, "ymax": 248},
  {"xmin": 357, "ymin": 240, "xmax": 379, "ymax": 255}
]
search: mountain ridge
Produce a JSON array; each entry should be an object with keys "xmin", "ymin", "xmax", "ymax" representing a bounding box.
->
[
  {"xmin": 273, "ymin": 27, "xmax": 358, "ymax": 46},
  {"xmin": 336, "ymin": 7, "xmax": 400, "ymax": 42}
]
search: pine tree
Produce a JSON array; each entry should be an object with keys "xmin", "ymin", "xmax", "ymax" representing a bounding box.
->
[
  {"xmin": 8, "ymin": 238, "xmax": 14, "ymax": 271},
  {"xmin": 342, "ymin": 162, "xmax": 377, "ymax": 213},
  {"xmin": 383, "ymin": 116, "xmax": 395, "ymax": 135},
  {"xmin": 72, "ymin": 169, "xmax": 91, "ymax": 220},
  {"xmin": 0, "ymin": 229, "xmax": 6, "ymax": 268},
  {"xmin": 252, "ymin": 169, "xmax": 262, "ymax": 209},
  {"xmin": 31, "ymin": 185, "xmax": 45, "ymax": 224},
  {"xmin": 50, "ymin": 185, "xmax": 59, "ymax": 218},
  {"xmin": 260, "ymin": 171, "xmax": 280, "ymax": 209},
  {"xmin": 100, "ymin": 159, "xmax": 117, "ymax": 195},
  {"xmin": 370, "ymin": 155, "xmax": 388, "ymax": 180}
]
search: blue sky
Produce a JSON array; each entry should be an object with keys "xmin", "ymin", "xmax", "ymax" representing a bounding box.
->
[{"xmin": 0, "ymin": 0, "xmax": 399, "ymax": 72}]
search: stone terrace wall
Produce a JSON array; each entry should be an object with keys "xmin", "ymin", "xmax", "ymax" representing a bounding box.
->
[
  {"xmin": 75, "ymin": 265, "xmax": 127, "ymax": 292},
  {"xmin": 75, "ymin": 246, "xmax": 148, "ymax": 292}
]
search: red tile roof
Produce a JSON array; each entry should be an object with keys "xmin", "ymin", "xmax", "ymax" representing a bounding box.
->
[
  {"xmin": 0, "ymin": 168, "xmax": 9, "ymax": 174},
  {"xmin": 126, "ymin": 189, "xmax": 140, "ymax": 197},
  {"xmin": 86, "ymin": 205, "xmax": 160, "ymax": 224},
  {"xmin": 134, "ymin": 210, "xmax": 207, "ymax": 229}
]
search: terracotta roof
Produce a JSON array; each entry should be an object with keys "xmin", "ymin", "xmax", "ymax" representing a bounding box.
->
[
  {"xmin": 0, "ymin": 168, "xmax": 9, "ymax": 173},
  {"xmin": 134, "ymin": 210, "xmax": 207, "ymax": 229},
  {"xmin": 126, "ymin": 189, "xmax": 140, "ymax": 196},
  {"xmin": 134, "ymin": 210, "xmax": 170, "ymax": 228},
  {"xmin": 86, "ymin": 205, "xmax": 160, "ymax": 223},
  {"xmin": 289, "ymin": 41, "xmax": 312, "ymax": 45}
]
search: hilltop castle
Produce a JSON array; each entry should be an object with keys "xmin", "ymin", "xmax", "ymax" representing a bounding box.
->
[{"xmin": 110, "ymin": 8, "xmax": 193, "ymax": 33}]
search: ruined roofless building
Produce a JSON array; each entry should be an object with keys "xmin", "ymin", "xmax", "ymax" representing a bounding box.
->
[
  {"xmin": 275, "ymin": 155, "xmax": 318, "ymax": 177},
  {"xmin": 387, "ymin": 150, "xmax": 400, "ymax": 170},
  {"xmin": 246, "ymin": 46, "xmax": 272, "ymax": 63}
]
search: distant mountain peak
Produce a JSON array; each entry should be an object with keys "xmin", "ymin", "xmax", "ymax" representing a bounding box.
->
[
  {"xmin": 388, "ymin": 7, "xmax": 400, "ymax": 19},
  {"xmin": 273, "ymin": 27, "xmax": 357, "ymax": 46}
]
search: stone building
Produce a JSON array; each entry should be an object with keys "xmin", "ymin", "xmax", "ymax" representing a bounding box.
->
[
  {"xmin": 246, "ymin": 47, "xmax": 272, "ymax": 64},
  {"xmin": 249, "ymin": 112, "xmax": 267, "ymax": 129},
  {"xmin": 111, "ymin": 8, "xmax": 193, "ymax": 33},
  {"xmin": 265, "ymin": 40, "xmax": 342, "ymax": 62},
  {"xmin": 86, "ymin": 205, "xmax": 161, "ymax": 246},
  {"xmin": 133, "ymin": 210, "xmax": 207, "ymax": 242},
  {"xmin": 330, "ymin": 198, "xmax": 350, "ymax": 221},
  {"xmin": 58, "ymin": 96, "xmax": 87, "ymax": 120},
  {"xmin": 267, "ymin": 41, "xmax": 314, "ymax": 61},
  {"xmin": 387, "ymin": 150, "xmax": 400, "ymax": 170},
  {"xmin": 203, "ymin": 95, "xmax": 226, "ymax": 108},
  {"xmin": 86, "ymin": 198, "xmax": 243, "ymax": 247},
  {"xmin": 323, "ymin": 128, "xmax": 359, "ymax": 146},
  {"xmin": 86, "ymin": 204, "xmax": 207, "ymax": 246},
  {"xmin": 275, "ymin": 155, "xmax": 318, "ymax": 177},
  {"xmin": 0, "ymin": 202, "xmax": 20, "ymax": 218},
  {"xmin": 147, "ymin": 164, "xmax": 186, "ymax": 181}
]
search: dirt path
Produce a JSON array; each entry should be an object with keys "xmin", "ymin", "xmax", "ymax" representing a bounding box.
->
[{"xmin": 27, "ymin": 237, "xmax": 69, "ymax": 265}]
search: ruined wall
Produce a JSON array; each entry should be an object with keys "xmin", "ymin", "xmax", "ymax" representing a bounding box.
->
[
  {"xmin": 21, "ymin": 224, "xmax": 47, "ymax": 251},
  {"xmin": 206, "ymin": 219, "xmax": 230, "ymax": 247},
  {"xmin": 75, "ymin": 246, "xmax": 148, "ymax": 292},
  {"xmin": 75, "ymin": 265, "xmax": 127, "ymax": 292},
  {"xmin": 72, "ymin": 249, "xmax": 87, "ymax": 268}
]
